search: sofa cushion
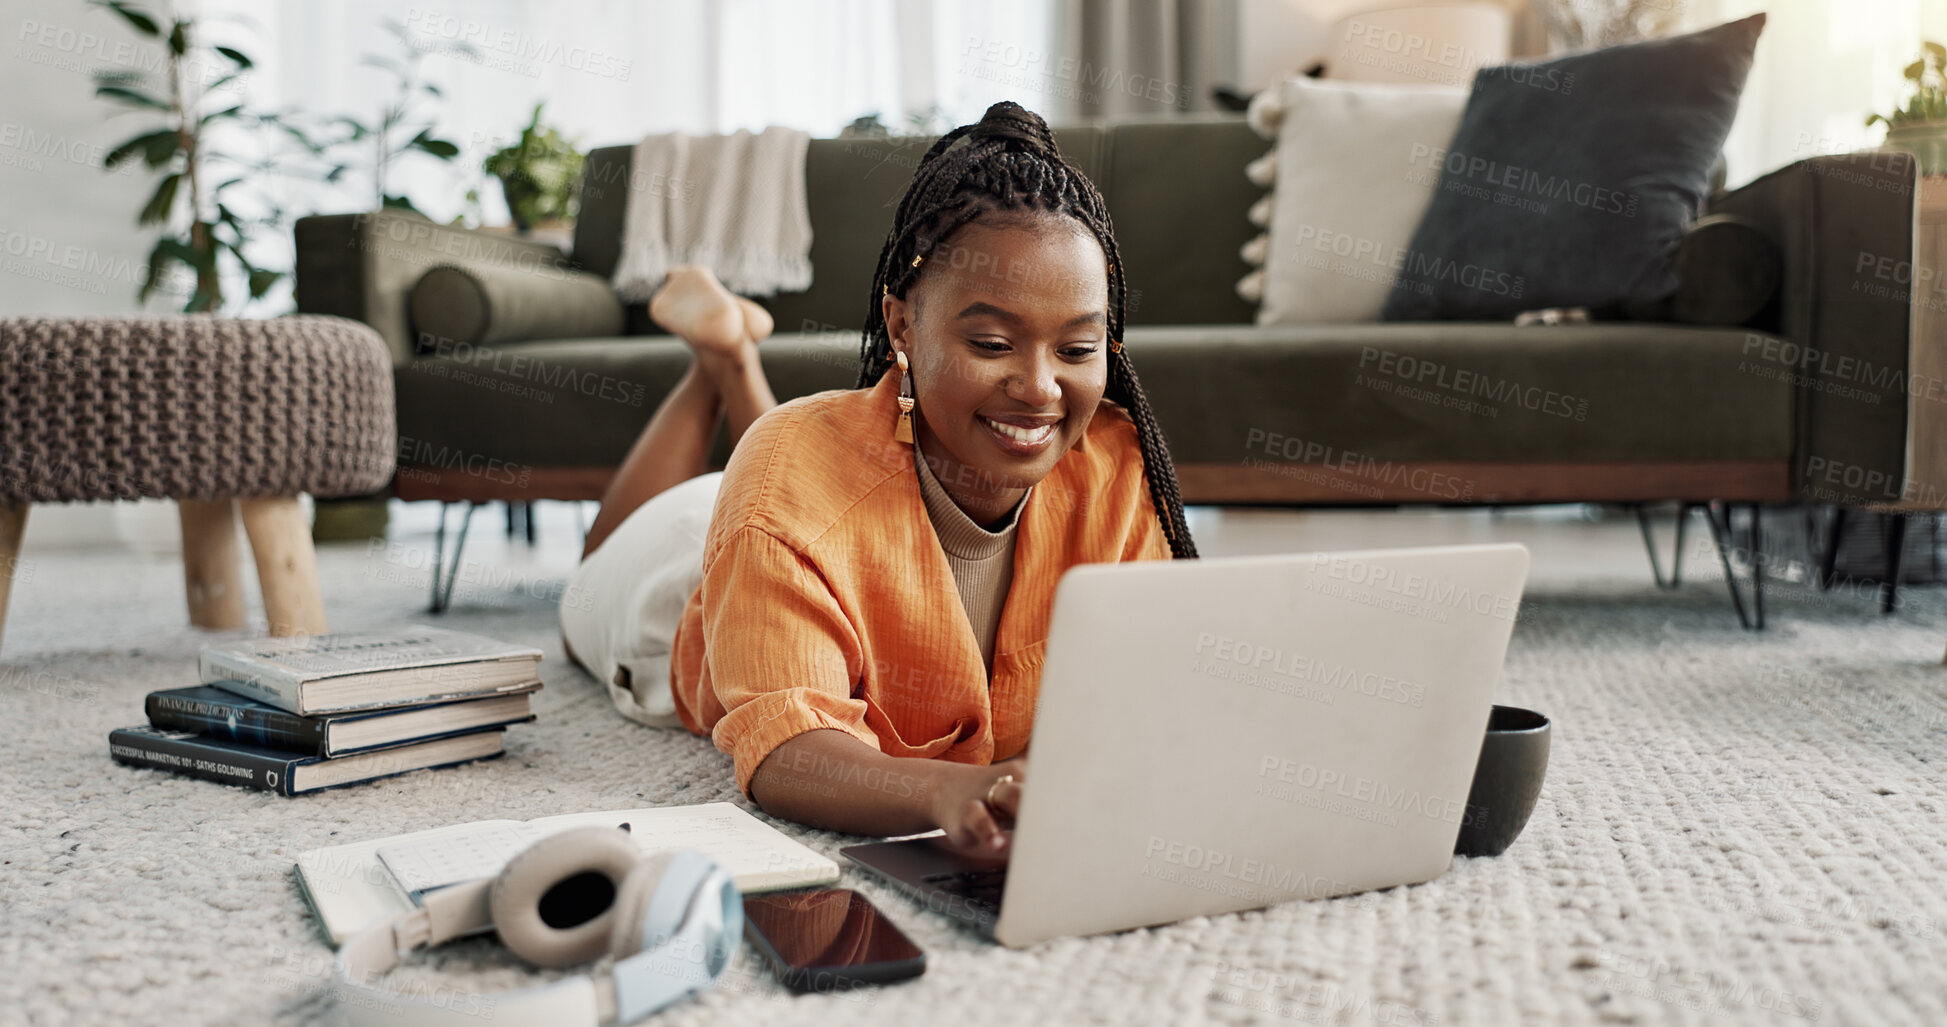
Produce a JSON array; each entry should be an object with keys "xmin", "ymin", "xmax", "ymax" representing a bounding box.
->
[
  {"xmin": 1252, "ymin": 78, "xmax": 1467, "ymax": 324},
  {"xmin": 408, "ymin": 262, "xmax": 625, "ymax": 350},
  {"xmin": 394, "ymin": 333, "xmax": 865, "ymax": 472},
  {"xmin": 1667, "ymin": 214, "xmax": 1781, "ymax": 325},
  {"xmin": 1125, "ymin": 322, "xmax": 1793, "ymax": 466},
  {"xmin": 393, "ymin": 324, "xmax": 1792, "ymax": 484},
  {"xmin": 1382, "ymin": 14, "xmax": 1766, "ymax": 321}
]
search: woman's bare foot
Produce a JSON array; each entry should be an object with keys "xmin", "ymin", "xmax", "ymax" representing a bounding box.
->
[
  {"xmin": 736, "ymin": 297, "xmax": 774, "ymax": 344},
  {"xmin": 650, "ymin": 266, "xmax": 748, "ymax": 357}
]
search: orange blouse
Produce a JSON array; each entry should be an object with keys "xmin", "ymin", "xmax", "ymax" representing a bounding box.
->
[{"xmin": 669, "ymin": 370, "xmax": 1170, "ymax": 795}]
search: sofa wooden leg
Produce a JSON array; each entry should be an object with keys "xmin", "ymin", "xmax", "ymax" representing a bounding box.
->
[
  {"xmin": 0, "ymin": 504, "xmax": 27, "ymax": 651},
  {"xmin": 179, "ymin": 499, "xmax": 245, "ymax": 630},
  {"xmin": 240, "ymin": 497, "xmax": 327, "ymax": 637}
]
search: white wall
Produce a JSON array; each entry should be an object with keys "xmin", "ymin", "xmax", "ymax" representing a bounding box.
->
[
  {"xmin": 0, "ymin": 0, "xmax": 172, "ymax": 317},
  {"xmin": 1237, "ymin": 0, "xmax": 1536, "ymax": 91},
  {"xmin": 1684, "ymin": 0, "xmax": 1934, "ymax": 186}
]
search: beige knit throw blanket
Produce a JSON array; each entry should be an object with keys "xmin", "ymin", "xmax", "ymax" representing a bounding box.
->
[{"xmin": 610, "ymin": 125, "xmax": 814, "ymax": 300}]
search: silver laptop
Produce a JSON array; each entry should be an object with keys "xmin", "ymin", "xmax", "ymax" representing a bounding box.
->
[{"xmin": 844, "ymin": 543, "xmax": 1530, "ymax": 948}]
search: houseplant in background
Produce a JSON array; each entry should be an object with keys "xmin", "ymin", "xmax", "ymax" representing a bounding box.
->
[
  {"xmin": 1869, "ymin": 42, "xmax": 1947, "ymax": 175},
  {"xmin": 313, "ymin": 20, "xmax": 466, "ymax": 220},
  {"xmin": 92, "ymin": 0, "xmax": 299, "ymax": 312},
  {"xmin": 483, "ymin": 103, "xmax": 584, "ymax": 244},
  {"xmin": 303, "ymin": 20, "xmax": 473, "ymax": 542}
]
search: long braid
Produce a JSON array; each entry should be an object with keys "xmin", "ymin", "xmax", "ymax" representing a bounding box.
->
[{"xmin": 856, "ymin": 100, "xmax": 1198, "ymax": 559}]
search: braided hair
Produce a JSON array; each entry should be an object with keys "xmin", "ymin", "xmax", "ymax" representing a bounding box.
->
[{"xmin": 855, "ymin": 100, "xmax": 1198, "ymax": 559}]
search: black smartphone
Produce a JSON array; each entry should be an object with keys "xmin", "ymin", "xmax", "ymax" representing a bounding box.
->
[{"xmin": 741, "ymin": 888, "xmax": 926, "ymax": 994}]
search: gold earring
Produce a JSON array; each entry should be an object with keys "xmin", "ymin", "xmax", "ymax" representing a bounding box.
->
[{"xmin": 893, "ymin": 350, "xmax": 916, "ymax": 444}]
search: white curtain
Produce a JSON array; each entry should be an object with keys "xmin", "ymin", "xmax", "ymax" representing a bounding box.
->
[{"xmin": 1680, "ymin": 0, "xmax": 1944, "ymax": 187}]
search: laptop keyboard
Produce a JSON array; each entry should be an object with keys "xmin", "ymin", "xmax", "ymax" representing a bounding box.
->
[{"xmin": 920, "ymin": 868, "xmax": 1008, "ymax": 913}]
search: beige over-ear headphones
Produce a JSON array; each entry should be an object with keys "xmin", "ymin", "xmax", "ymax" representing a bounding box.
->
[{"xmin": 335, "ymin": 826, "xmax": 742, "ymax": 1025}]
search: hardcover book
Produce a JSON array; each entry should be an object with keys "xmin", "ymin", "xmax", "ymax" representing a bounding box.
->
[
  {"xmin": 199, "ymin": 626, "xmax": 543, "ymax": 715},
  {"xmin": 108, "ymin": 724, "xmax": 506, "ymax": 796},
  {"xmin": 145, "ymin": 684, "xmax": 538, "ymax": 757},
  {"xmin": 295, "ymin": 803, "xmax": 841, "ymax": 943}
]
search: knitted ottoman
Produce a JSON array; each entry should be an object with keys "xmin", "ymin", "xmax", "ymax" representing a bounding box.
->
[{"xmin": 0, "ymin": 315, "xmax": 395, "ymax": 646}]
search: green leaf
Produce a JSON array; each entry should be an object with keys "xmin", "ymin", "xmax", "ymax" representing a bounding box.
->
[
  {"xmin": 216, "ymin": 204, "xmax": 245, "ymax": 236},
  {"xmin": 1926, "ymin": 41, "xmax": 1945, "ymax": 64},
  {"xmin": 137, "ymin": 237, "xmax": 174, "ymax": 303},
  {"xmin": 104, "ymin": 128, "xmax": 179, "ymax": 169},
  {"xmin": 1907, "ymin": 59, "xmax": 1927, "ymax": 82},
  {"xmin": 166, "ymin": 19, "xmax": 187, "ymax": 56},
  {"xmin": 247, "ymin": 269, "xmax": 281, "ymax": 299},
  {"xmin": 215, "ymin": 45, "xmax": 253, "ymax": 68},
  {"xmin": 160, "ymin": 237, "xmax": 207, "ymax": 272},
  {"xmin": 412, "ymin": 137, "xmax": 459, "ymax": 159},
  {"xmin": 138, "ymin": 172, "xmax": 181, "ymax": 225},
  {"xmin": 359, "ymin": 55, "xmax": 406, "ymax": 78},
  {"xmin": 95, "ymin": 85, "xmax": 171, "ymax": 111},
  {"xmin": 96, "ymin": 1, "xmax": 161, "ymax": 37},
  {"xmin": 184, "ymin": 286, "xmax": 220, "ymax": 314},
  {"xmin": 274, "ymin": 122, "xmax": 324, "ymax": 154},
  {"xmin": 381, "ymin": 194, "xmax": 420, "ymax": 213},
  {"xmin": 198, "ymin": 104, "xmax": 243, "ymax": 126},
  {"xmin": 1868, "ymin": 113, "xmax": 1887, "ymax": 127}
]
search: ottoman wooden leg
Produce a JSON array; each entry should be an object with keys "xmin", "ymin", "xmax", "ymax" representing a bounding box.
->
[
  {"xmin": 0, "ymin": 504, "xmax": 27, "ymax": 651},
  {"xmin": 179, "ymin": 499, "xmax": 245, "ymax": 630},
  {"xmin": 240, "ymin": 497, "xmax": 327, "ymax": 637}
]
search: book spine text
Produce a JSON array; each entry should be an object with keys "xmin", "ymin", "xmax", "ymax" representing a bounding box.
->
[
  {"xmin": 145, "ymin": 692, "xmax": 327, "ymax": 756},
  {"xmin": 109, "ymin": 729, "xmax": 298, "ymax": 795}
]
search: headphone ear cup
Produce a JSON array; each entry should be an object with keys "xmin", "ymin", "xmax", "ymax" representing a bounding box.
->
[
  {"xmin": 607, "ymin": 851, "xmax": 680, "ymax": 960},
  {"xmin": 489, "ymin": 827, "xmax": 641, "ymax": 968}
]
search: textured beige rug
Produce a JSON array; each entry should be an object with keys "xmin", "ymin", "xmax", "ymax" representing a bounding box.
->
[{"xmin": 4, "ymin": 506, "xmax": 1946, "ymax": 1026}]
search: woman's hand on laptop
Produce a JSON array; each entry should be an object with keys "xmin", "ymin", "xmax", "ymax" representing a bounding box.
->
[
  {"xmin": 933, "ymin": 758, "xmax": 1027, "ymax": 857},
  {"xmin": 749, "ymin": 730, "xmax": 1026, "ymax": 853}
]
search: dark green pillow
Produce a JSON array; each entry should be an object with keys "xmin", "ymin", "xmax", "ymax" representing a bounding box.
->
[
  {"xmin": 409, "ymin": 262, "xmax": 625, "ymax": 350},
  {"xmin": 1382, "ymin": 15, "xmax": 1766, "ymax": 321}
]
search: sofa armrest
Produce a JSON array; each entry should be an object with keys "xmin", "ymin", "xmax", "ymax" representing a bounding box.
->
[
  {"xmin": 1706, "ymin": 150, "xmax": 1920, "ymax": 506},
  {"xmin": 294, "ymin": 211, "xmax": 580, "ymax": 364}
]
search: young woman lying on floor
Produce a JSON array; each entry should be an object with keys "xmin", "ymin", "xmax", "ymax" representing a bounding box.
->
[{"xmin": 562, "ymin": 100, "xmax": 1196, "ymax": 857}]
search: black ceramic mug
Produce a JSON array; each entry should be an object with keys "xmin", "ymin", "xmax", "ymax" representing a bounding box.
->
[{"xmin": 1453, "ymin": 705, "xmax": 1551, "ymax": 857}]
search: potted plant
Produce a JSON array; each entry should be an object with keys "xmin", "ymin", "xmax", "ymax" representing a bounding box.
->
[
  {"xmin": 311, "ymin": 20, "xmax": 466, "ymax": 219},
  {"xmin": 1869, "ymin": 42, "xmax": 1947, "ymax": 175},
  {"xmin": 92, "ymin": 0, "xmax": 299, "ymax": 312},
  {"xmin": 484, "ymin": 104, "xmax": 583, "ymax": 240}
]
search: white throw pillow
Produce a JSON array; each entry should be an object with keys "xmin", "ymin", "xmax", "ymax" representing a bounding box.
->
[{"xmin": 1256, "ymin": 77, "xmax": 1468, "ymax": 324}]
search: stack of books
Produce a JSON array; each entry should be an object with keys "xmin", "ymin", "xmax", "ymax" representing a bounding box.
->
[{"xmin": 108, "ymin": 626, "xmax": 543, "ymax": 796}]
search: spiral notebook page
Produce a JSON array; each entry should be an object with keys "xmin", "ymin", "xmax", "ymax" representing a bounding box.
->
[{"xmin": 376, "ymin": 802, "xmax": 838, "ymax": 900}]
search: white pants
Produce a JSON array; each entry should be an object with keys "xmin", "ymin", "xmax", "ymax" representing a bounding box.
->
[{"xmin": 560, "ymin": 471, "xmax": 724, "ymax": 728}]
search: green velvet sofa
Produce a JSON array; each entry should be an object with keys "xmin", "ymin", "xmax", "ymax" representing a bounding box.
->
[{"xmin": 294, "ymin": 115, "xmax": 1924, "ymax": 512}]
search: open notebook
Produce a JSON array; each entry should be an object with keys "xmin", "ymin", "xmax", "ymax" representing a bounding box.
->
[{"xmin": 295, "ymin": 802, "xmax": 840, "ymax": 944}]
